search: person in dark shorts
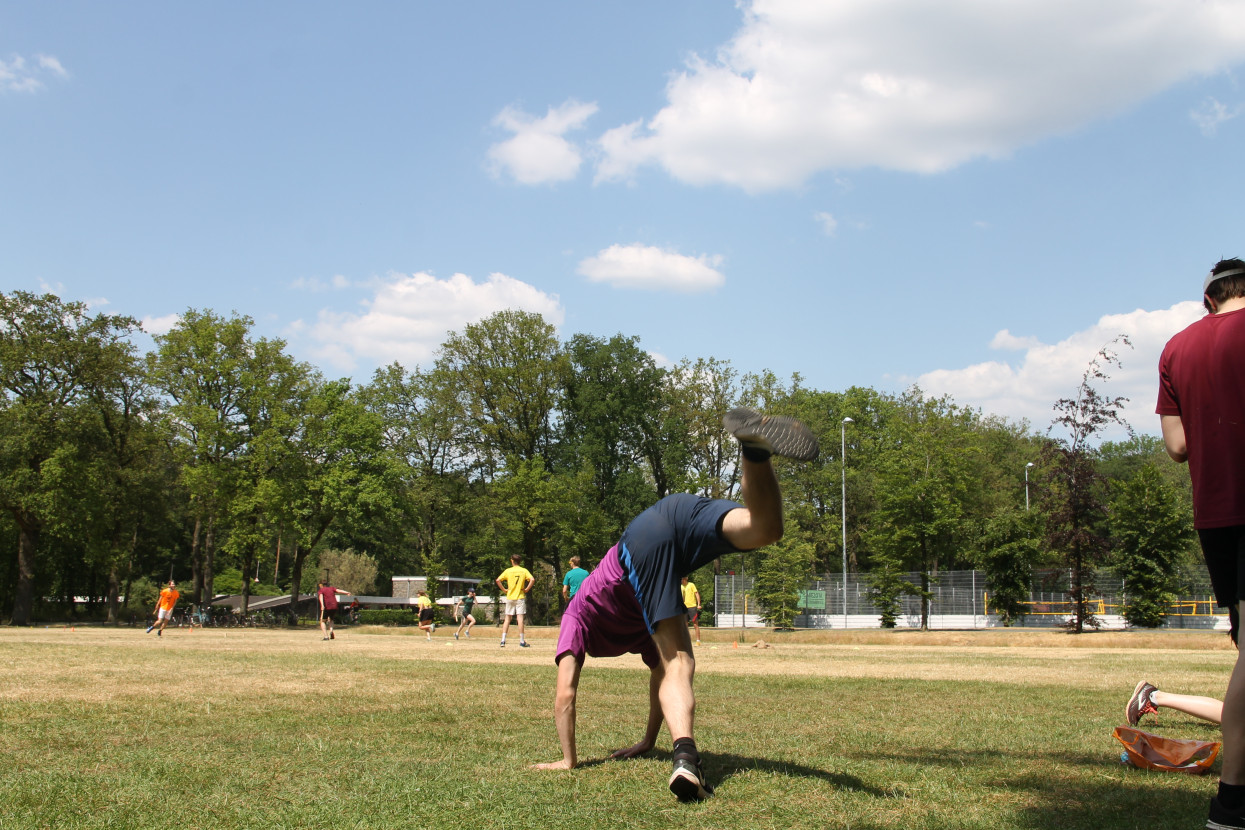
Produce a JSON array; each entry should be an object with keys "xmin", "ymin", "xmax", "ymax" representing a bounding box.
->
[
  {"xmin": 454, "ymin": 588, "xmax": 477, "ymax": 640},
  {"xmin": 318, "ymin": 581, "xmax": 349, "ymax": 641},
  {"xmin": 416, "ymin": 590, "xmax": 436, "ymax": 639},
  {"xmin": 1156, "ymin": 258, "xmax": 1245, "ymax": 829},
  {"xmin": 531, "ymin": 408, "xmax": 818, "ymax": 802}
]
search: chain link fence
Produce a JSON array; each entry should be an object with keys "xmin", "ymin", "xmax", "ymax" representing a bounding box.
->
[{"xmin": 714, "ymin": 569, "xmax": 1226, "ymax": 631}]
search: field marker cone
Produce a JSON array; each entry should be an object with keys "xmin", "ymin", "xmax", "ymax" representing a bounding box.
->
[{"xmin": 732, "ymin": 640, "xmax": 737, "ymax": 649}]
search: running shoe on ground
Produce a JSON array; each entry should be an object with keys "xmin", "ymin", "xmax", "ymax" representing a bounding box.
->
[
  {"xmin": 1126, "ymin": 680, "xmax": 1159, "ymax": 726},
  {"xmin": 1208, "ymin": 796, "xmax": 1245, "ymax": 829},
  {"xmin": 669, "ymin": 758, "xmax": 714, "ymax": 802},
  {"xmin": 520, "ymin": 641, "xmax": 530, "ymax": 648},
  {"xmin": 723, "ymin": 407, "xmax": 819, "ymax": 461}
]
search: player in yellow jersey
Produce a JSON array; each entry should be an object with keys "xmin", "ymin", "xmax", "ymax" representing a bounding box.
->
[
  {"xmin": 495, "ymin": 554, "xmax": 535, "ymax": 648},
  {"xmin": 680, "ymin": 576, "xmax": 702, "ymax": 645}
]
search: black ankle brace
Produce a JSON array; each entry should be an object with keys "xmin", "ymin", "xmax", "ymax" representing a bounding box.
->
[{"xmin": 672, "ymin": 737, "xmax": 700, "ymax": 765}]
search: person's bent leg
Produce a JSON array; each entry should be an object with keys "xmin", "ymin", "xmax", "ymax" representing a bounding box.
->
[{"xmin": 720, "ymin": 458, "xmax": 784, "ymax": 551}]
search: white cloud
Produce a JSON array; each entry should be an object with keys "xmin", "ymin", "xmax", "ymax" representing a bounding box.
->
[
  {"xmin": 0, "ymin": 53, "xmax": 69, "ymax": 93},
  {"xmin": 1191, "ymin": 96, "xmax": 1241, "ymax": 136},
  {"xmin": 989, "ymin": 329, "xmax": 1042, "ymax": 351},
  {"xmin": 577, "ymin": 243, "xmax": 725, "ymax": 292},
  {"xmin": 142, "ymin": 313, "xmax": 181, "ymax": 335},
  {"xmin": 487, "ymin": 100, "xmax": 599, "ymax": 185},
  {"xmin": 291, "ymin": 271, "xmax": 564, "ymax": 371},
  {"xmin": 813, "ymin": 211, "xmax": 838, "ymax": 236},
  {"xmin": 593, "ymin": 0, "xmax": 1245, "ymax": 190},
  {"xmin": 917, "ymin": 302, "xmax": 1206, "ymax": 437}
]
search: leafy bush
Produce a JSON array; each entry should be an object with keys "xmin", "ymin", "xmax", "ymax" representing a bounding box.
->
[{"xmin": 358, "ymin": 609, "xmax": 415, "ymax": 626}]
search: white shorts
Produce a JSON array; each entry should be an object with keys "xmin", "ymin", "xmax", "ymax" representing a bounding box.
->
[
  {"xmin": 157, "ymin": 607, "xmax": 174, "ymax": 621},
  {"xmin": 503, "ymin": 598, "xmax": 526, "ymax": 617}
]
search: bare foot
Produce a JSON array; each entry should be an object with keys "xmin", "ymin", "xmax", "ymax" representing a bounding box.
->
[{"xmin": 530, "ymin": 759, "xmax": 575, "ymax": 771}]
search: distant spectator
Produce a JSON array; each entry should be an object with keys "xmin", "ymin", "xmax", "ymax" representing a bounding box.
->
[
  {"xmin": 454, "ymin": 588, "xmax": 477, "ymax": 640},
  {"xmin": 318, "ymin": 581, "xmax": 350, "ymax": 641},
  {"xmin": 562, "ymin": 556, "xmax": 589, "ymax": 603},
  {"xmin": 146, "ymin": 580, "xmax": 179, "ymax": 637},
  {"xmin": 496, "ymin": 554, "xmax": 535, "ymax": 648},
  {"xmin": 681, "ymin": 576, "xmax": 702, "ymax": 645},
  {"xmin": 417, "ymin": 590, "xmax": 436, "ymax": 640}
]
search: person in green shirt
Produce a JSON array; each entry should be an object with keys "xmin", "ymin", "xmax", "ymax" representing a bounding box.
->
[
  {"xmin": 562, "ymin": 556, "xmax": 590, "ymax": 603},
  {"xmin": 453, "ymin": 588, "xmax": 477, "ymax": 640},
  {"xmin": 496, "ymin": 554, "xmax": 535, "ymax": 648}
]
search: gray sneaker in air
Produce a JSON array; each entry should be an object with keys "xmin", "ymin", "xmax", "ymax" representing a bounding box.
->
[{"xmin": 724, "ymin": 407, "xmax": 819, "ymax": 461}]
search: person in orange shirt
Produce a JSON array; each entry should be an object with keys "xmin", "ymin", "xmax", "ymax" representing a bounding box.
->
[{"xmin": 147, "ymin": 580, "xmax": 179, "ymax": 637}]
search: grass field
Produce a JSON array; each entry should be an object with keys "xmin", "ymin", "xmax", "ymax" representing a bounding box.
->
[{"xmin": 0, "ymin": 624, "xmax": 1235, "ymax": 830}]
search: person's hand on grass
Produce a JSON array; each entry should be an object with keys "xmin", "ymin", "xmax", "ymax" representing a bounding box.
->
[{"xmin": 610, "ymin": 738, "xmax": 654, "ymax": 760}]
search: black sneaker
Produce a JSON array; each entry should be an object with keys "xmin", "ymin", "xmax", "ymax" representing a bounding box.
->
[
  {"xmin": 519, "ymin": 641, "xmax": 530, "ymax": 648},
  {"xmin": 669, "ymin": 758, "xmax": 714, "ymax": 802},
  {"xmin": 1126, "ymin": 680, "xmax": 1158, "ymax": 726},
  {"xmin": 1208, "ymin": 796, "xmax": 1245, "ymax": 829},
  {"xmin": 723, "ymin": 407, "xmax": 819, "ymax": 461}
]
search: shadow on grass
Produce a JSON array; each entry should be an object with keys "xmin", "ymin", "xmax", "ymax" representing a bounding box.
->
[
  {"xmin": 576, "ymin": 749, "xmax": 882, "ymax": 796},
  {"xmin": 842, "ymin": 745, "xmax": 1215, "ymax": 829}
]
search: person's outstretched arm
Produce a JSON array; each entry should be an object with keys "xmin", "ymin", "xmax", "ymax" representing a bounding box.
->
[{"xmin": 532, "ymin": 655, "xmax": 583, "ymax": 770}]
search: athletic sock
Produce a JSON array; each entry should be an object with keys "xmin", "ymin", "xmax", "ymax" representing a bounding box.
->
[
  {"xmin": 1219, "ymin": 782, "xmax": 1245, "ymax": 811},
  {"xmin": 672, "ymin": 737, "xmax": 700, "ymax": 766},
  {"xmin": 740, "ymin": 444, "xmax": 772, "ymax": 463}
]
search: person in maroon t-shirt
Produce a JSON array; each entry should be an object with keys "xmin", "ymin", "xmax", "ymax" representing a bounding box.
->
[
  {"xmin": 1156, "ymin": 258, "xmax": 1245, "ymax": 829},
  {"xmin": 317, "ymin": 581, "xmax": 350, "ymax": 641}
]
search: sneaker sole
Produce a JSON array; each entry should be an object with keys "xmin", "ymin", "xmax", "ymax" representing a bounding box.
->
[
  {"xmin": 723, "ymin": 407, "xmax": 819, "ymax": 461},
  {"xmin": 669, "ymin": 768, "xmax": 713, "ymax": 802},
  {"xmin": 1126, "ymin": 679, "xmax": 1154, "ymax": 726}
]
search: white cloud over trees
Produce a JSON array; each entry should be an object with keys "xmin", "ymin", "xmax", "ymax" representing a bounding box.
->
[
  {"xmin": 917, "ymin": 302, "xmax": 1205, "ymax": 436},
  {"xmin": 291, "ymin": 271, "xmax": 564, "ymax": 371}
]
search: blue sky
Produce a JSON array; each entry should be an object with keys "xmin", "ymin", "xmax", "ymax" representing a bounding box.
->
[{"xmin": 5, "ymin": 1, "xmax": 1245, "ymax": 439}]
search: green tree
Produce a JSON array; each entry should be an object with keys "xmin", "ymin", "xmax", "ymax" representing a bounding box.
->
[
  {"xmin": 867, "ymin": 389, "xmax": 977, "ymax": 629},
  {"xmin": 866, "ymin": 555, "xmax": 919, "ymax": 629},
  {"xmin": 280, "ymin": 378, "xmax": 399, "ymax": 622},
  {"xmin": 754, "ymin": 536, "xmax": 816, "ymax": 629},
  {"xmin": 1110, "ymin": 464, "xmax": 1193, "ymax": 628},
  {"xmin": 0, "ymin": 292, "xmax": 141, "ymax": 625},
  {"xmin": 147, "ymin": 309, "xmax": 254, "ymax": 608},
  {"xmin": 315, "ymin": 548, "xmax": 379, "ymax": 596},
  {"xmin": 434, "ymin": 310, "xmax": 566, "ymax": 576},
  {"xmin": 976, "ymin": 507, "xmax": 1043, "ymax": 626}
]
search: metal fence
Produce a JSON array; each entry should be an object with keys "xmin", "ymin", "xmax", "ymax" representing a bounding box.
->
[{"xmin": 713, "ymin": 569, "xmax": 1227, "ymax": 631}]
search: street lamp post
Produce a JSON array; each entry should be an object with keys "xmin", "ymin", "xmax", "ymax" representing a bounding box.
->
[
  {"xmin": 1025, "ymin": 462, "xmax": 1034, "ymax": 511},
  {"xmin": 841, "ymin": 417, "xmax": 853, "ymax": 630}
]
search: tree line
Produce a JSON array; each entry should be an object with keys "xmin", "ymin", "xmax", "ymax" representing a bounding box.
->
[{"xmin": 0, "ymin": 292, "xmax": 1198, "ymax": 630}]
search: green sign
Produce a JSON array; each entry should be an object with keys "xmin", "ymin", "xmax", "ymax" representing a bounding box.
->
[{"xmin": 798, "ymin": 590, "xmax": 826, "ymax": 610}]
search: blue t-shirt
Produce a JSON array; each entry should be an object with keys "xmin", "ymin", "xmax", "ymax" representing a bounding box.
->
[
  {"xmin": 562, "ymin": 567, "xmax": 590, "ymax": 598},
  {"xmin": 619, "ymin": 493, "xmax": 741, "ymax": 632}
]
